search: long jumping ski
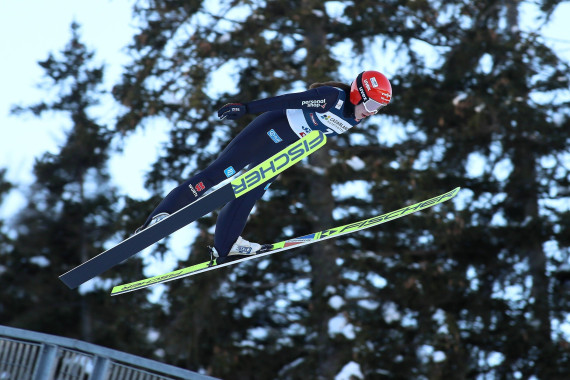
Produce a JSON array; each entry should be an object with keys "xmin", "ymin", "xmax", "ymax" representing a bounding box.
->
[
  {"xmin": 59, "ymin": 131, "xmax": 327, "ymax": 289},
  {"xmin": 111, "ymin": 187, "xmax": 460, "ymax": 296}
]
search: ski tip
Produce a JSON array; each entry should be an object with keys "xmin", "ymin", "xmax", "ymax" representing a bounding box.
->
[{"xmin": 110, "ymin": 286, "xmax": 130, "ymax": 296}]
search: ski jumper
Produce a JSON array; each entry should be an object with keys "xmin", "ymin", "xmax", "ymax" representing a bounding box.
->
[{"xmin": 143, "ymin": 86, "xmax": 361, "ymax": 257}]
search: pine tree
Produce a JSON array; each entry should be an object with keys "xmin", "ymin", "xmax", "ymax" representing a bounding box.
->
[
  {"xmin": 113, "ymin": 0, "xmax": 569, "ymax": 378},
  {"xmin": 383, "ymin": 1, "xmax": 570, "ymax": 378},
  {"xmin": 2, "ymin": 22, "xmax": 160, "ymax": 356},
  {"xmin": 0, "ymin": 169, "xmax": 14, "ymax": 273}
]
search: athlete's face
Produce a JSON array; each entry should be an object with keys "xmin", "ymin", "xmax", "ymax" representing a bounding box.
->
[{"xmin": 354, "ymin": 103, "xmax": 376, "ymax": 121}]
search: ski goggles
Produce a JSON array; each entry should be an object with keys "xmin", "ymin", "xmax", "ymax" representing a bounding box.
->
[{"xmin": 362, "ymin": 98, "xmax": 387, "ymax": 114}]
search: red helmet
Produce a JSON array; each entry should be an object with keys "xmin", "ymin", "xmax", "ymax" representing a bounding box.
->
[{"xmin": 350, "ymin": 71, "xmax": 392, "ymax": 113}]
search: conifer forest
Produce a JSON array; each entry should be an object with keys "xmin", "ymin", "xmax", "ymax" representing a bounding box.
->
[{"xmin": 1, "ymin": 1, "xmax": 569, "ymax": 379}]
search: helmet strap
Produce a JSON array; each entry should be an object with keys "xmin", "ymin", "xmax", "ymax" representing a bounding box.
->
[{"xmin": 355, "ymin": 72, "xmax": 369, "ymax": 104}]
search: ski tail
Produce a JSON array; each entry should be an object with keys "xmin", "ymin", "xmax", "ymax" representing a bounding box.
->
[{"xmin": 110, "ymin": 187, "xmax": 460, "ymax": 296}]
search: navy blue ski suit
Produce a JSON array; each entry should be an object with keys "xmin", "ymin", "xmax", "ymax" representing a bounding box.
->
[{"xmin": 143, "ymin": 86, "xmax": 362, "ymax": 257}]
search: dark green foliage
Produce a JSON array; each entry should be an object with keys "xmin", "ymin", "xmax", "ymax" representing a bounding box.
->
[
  {"xmin": 0, "ymin": 22, "xmax": 161, "ymax": 356},
  {"xmin": 0, "ymin": 169, "xmax": 13, "ymax": 267},
  {"xmin": 114, "ymin": 0, "xmax": 569, "ymax": 378}
]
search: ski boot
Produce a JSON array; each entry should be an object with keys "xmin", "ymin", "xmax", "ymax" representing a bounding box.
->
[
  {"xmin": 135, "ymin": 212, "xmax": 170, "ymax": 234},
  {"xmin": 229, "ymin": 236, "xmax": 262, "ymax": 256},
  {"xmin": 209, "ymin": 236, "xmax": 262, "ymax": 265}
]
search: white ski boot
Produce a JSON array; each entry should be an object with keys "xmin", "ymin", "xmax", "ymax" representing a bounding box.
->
[
  {"xmin": 208, "ymin": 237, "xmax": 264, "ymax": 265},
  {"xmin": 135, "ymin": 212, "xmax": 170, "ymax": 234},
  {"xmin": 228, "ymin": 236, "xmax": 262, "ymax": 256}
]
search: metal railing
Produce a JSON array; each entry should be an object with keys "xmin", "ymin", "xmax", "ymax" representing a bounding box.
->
[{"xmin": 0, "ymin": 325, "xmax": 219, "ymax": 380}]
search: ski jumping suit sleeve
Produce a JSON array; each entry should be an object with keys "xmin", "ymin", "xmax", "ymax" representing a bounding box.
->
[{"xmin": 142, "ymin": 87, "xmax": 360, "ymax": 257}]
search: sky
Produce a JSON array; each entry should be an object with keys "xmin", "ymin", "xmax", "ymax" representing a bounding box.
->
[{"xmin": 0, "ymin": 0, "xmax": 170, "ymax": 216}]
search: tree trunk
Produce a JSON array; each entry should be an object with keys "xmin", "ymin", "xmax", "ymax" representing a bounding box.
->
[{"xmin": 301, "ymin": 1, "xmax": 346, "ymax": 377}]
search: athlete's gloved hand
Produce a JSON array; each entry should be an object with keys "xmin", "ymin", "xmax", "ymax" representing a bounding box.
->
[{"xmin": 218, "ymin": 103, "xmax": 247, "ymax": 120}]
